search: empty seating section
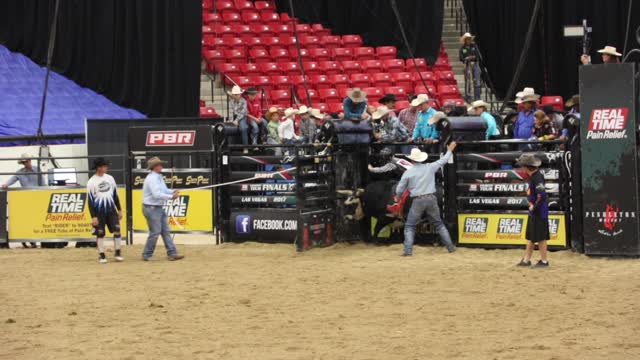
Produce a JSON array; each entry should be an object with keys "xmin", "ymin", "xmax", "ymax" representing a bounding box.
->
[{"xmin": 201, "ymin": 0, "xmax": 463, "ymax": 109}]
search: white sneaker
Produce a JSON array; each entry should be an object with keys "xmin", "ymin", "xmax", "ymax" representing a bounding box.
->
[
  {"xmin": 99, "ymin": 257, "xmax": 108, "ymax": 264},
  {"xmin": 115, "ymin": 255, "xmax": 124, "ymax": 262}
]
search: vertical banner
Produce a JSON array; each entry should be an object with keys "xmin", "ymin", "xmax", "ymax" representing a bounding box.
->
[
  {"xmin": 579, "ymin": 64, "xmax": 639, "ymax": 255},
  {"xmin": 0, "ymin": 191, "xmax": 7, "ymax": 243}
]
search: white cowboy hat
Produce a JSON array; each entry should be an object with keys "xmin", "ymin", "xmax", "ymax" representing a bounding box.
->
[
  {"xmin": 410, "ymin": 94, "xmax": 429, "ymax": 107},
  {"xmin": 471, "ymin": 100, "xmax": 490, "ymax": 109},
  {"xmin": 515, "ymin": 87, "xmax": 535, "ymax": 103},
  {"xmin": 407, "ymin": 148, "xmax": 429, "ymax": 163},
  {"xmin": 597, "ymin": 45, "xmax": 622, "ymax": 57},
  {"xmin": 146, "ymin": 156, "xmax": 168, "ymax": 170},
  {"xmin": 18, "ymin": 153, "xmax": 31, "ymax": 164},
  {"xmin": 372, "ymin": 106, "xmax": 390, "ymax": 120},
  {"xmin": 459, "ymin": 32, "xmax": 475, "ymax": 44},
  {"xmin": 428, "ymin": 111, "xmax": 447, "ymax": 125},
  {"xmin": 284, "ymin": 107, "xmax": 299, "ymax": 118},
  {"xmin": 347, "ymin": 88, "xmax": 367, "ymax": 103},
  {"xmin": 298, "ymin": 105, "xmax": 310, "ymax": 115},
  {"xmin": 520, "ymin": 94, "xmax": 540, "ymax": 103},
  {"xmin": 227, "ymin": 85, "xmax": 243, "ymax": 96},
  {"xmin": 309, "ymin": 108, "xmax": 324, "ymax": 119}
]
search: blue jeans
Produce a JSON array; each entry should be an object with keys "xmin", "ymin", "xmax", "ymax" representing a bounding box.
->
[
  {"xmin": 239, "ymin": 117, "xmax": 259, "ymax": 145},
  {"xmin": 403, "ymin": 194, "xmax": 454, "ymax": 254},
  {"xmin": 142, "ymin": 205, "xmax": 177, "ymax": 259}
]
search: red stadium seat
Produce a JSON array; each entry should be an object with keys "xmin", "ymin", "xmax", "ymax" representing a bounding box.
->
[
  {"xmin": 271, "ymin": 75, "xmax": 293, "ymax": 90},
  {"xmin": 310, "ymin": 74, "xmax": 331, "ymax": 89},
  {"xmin": 437, "ymin": 84, "xmax": 459, "ymax": 96},
  {"xmin": 270, "ymin": 89, "xmax": 293, "ymax": 106},
  {"xmin": 199, "ymin": 99, "xmax": 206, "ymax": 107},
  {"xmin": 412, "ymin": 71, "xmax": 436, "ymax": 83},
  {"xmin": 315, "ymin": 103, "xmax": 330, "ymax": 113},
  {"xmin": 280, "ymin": 13, "xmax": 299, "ymax": 24},
  {"xmin": 216, "ymin": 63, "xmax": 241, "ymax": 78},
  {"xmin": 241, "ymin": 11, "xmax": 262, "ymax": 24},
  {"xmin": 215, "ymin": 0, "xmax": 234, "ymax": 12},
  {"xmin": 294, "ymin": 48, "xmax": 311, "ymax": 60},
  {"xmin": 300, "ymin": 35, "xmax": 321, "ymax": 49},
  {"xmin": 272, "ymin": 24, "xmax": 293, "ymax": 35},
  {"xmin": 213, "ymin": 24, "xmax": 234, "ymax": 37},
  {"xmin": 436, "ymin": 70, "xmax": 456, "ymax": 84},
  {"xmin": 289, "ymin": 74, "xmax": 308, "ymax": 87},
  {"xmin": 427, "ymin": 99, "xmax": 440, "ymax": 110},
  {"xmin": 319, "ymin": 61, "xmax": 342, "ymax": 75},
  {"xmin": 341, "ymin": 60, "xmax": 362, "ymax": 75},
  {"xmin": 203, "ymin": 50, "xmax": 225, "ymax": 72},
  {"xmin": 350, "ymin": 73, "xmax": 372, "ymax": 88},
  {"xmin": 279, "ymin": 35, "xmax": 298, "ymax": 47},
  {"xmin": 239, "ymin": 63, "xmax": 261, "ymax": 76},
  {"xmin": 376, "ymin": 46, "xmax": 397, "ymax": 60},
  {"xmin": 432, "ymin": 57, "xmax": 452, "ymax": 71},
  {"xmin": 311, "ymin": 24, "xmax": 331, "ymax": 37},
  {"xmin": 234, "ymin": 0, "xmax": 254, "ymax": 11},
  {"xmin": 250, "ymin": 75, "xmax": 271, "ymax": 91},
  {"xmin": 541, "ymin": 96, "xmax": 564, "ymax": 112},
  {"xmin": 415, "ymin": 84, "xmax": 438, "ymax": 98},
  {"xmin": 258, "ymin": 62, "xmax": 281, "ymax": 76},
  {"xmin": 308, "ymin": 48, "xmax": 331, "ymax": 62},
  {"xmin": 261, "ymin": 36, "xmax": 282, "ymax": 47},
  {"xmin": 270, "ymin": 48, "xmax": 290, "ymax": 62},
  {"xmin": 342, "ymin": 34, "xmax": 363, "ymax": 48},
  {"xmin": 231, "ymin": 75, "xmax": 252, "ymax": 88},
  {"xmin": 361, "ymin": 59, "xmax": 384, "ymax": 73},
  {"xmin": 280, "ymin": 62, "xmax": 300, "ymax": 75},
  {"xmin": 353, "ymin": 47, "xmax": 376, "ymax": 60},
  {"xmin": 222, "ymin": 37, "xmax": 245, "ymax": 50},
  {"xmin": 222, "ymin": 11, "xmax": 242, "ymax": 25},
  {"xmin": 321, "ymin": 35, "xmax": 342, "ymax": 49},
  {"xmin": 362, "ymin": 87, "xmax": 384, "ymax": 100},
  {"xmin": 384, "ymin": 59, "xmax": 405, "ymax": 72},
  {"xmin": 318, "ymin": 88, "xmax": 341, "ymax": 102},
  {"xmin": 295, "ymin": 24, "xmax": 313, "ymax": 36},
  {"xmin": 327, "ymin": 102, "xmax": 344, "ymax": 113},
  {"xmin": 328, "ymin": 74, "xmax": 350, "ymax": 88},
  {"xmin": 202, "ymin": 13, "xmax": 222, "ymax": 25},
  {"xmin": 249, "ymin": 48, "xmax": 270, "ymax": 63},
  {"xmin": 370, "ymin": 73, "xmax": 393, "ymax": 87},
  {"xmin": 242, "ymin": 35, "xmax": 265, "ymax": 47},
  {"xmin": 303, "ymin": 61, "xmax": 322, "ymax": 75},
  {"xmin": 296, "ymin": 88, "xmax": 319, "ymax": 102},
  {"xmin": 395, "ymin": 100, "xmax": 411, "ymax": 111},
  {"xmin": 202, "ymin": 36, "xmax": 224, "ymax": 50},
  {"xmin": 251, "ymin": 24, "xmax": 274, "ymax": 36},
  {"xmin": 203, "ymin": 0, "xmax": 213, "ymax": 11},
  {"xmin": 200, "ymin": 106, "xmax": 220, "ymax": 118},
  {"xmin": 202, "ymin": 26, "xmax": 215, "ymax": 35},
  {"xmin": 391, "ymin": 72, "xmax": 414, "ymax": 92},
  {"xmin": 406, "ymin": 58, "xmax": 428, "ymax": 72},
  {"xmin": 261, "ymin": 12, "xmax": 280, "ymax": 25},
  {"xmin": 383, "ymin": 86, "xmax": 408, "ymax": 98},
  {"xmin": 332, "ymin": 48, "xmax": 353, "ymax": 61},
  {"xmin": 254, "ymin": 1, "xmax": 275, "ymax": 11}
]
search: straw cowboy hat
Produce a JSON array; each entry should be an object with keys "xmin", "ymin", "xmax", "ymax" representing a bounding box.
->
[
  {"xmin": 297, "ymin": 105, "xmax": 310, "ymax": 115},
  {"xmin": 565, "ymin": 94, "xmax": 580, "ymax": 108},
  {"xmin": 227, "ymin": 85, "xmax": 243, "ymax": 96},
  {"xmin": 17, "ymin": 153, "xmax": 31, "ymax": 164},
  {"xmin": 284, "ymin": 107, "xmax": 299, "ymax": 118},
  {"xmin": 471, "ymin": 100, "xmax": 490, "ymax": 109},
  {"xmin": 146, "ymin": 156, "xmax": 168, "ymax": 170},
  {"xmin": 347, "ymin": 88, "xmax": 367, "ymax": 103},
  {"xmin": 372, "ymin": 106, "xmax": 390, "ymax": 120},
  {"xmin": 516, "ymin": 154, "xmax": 542, "ymax": 168},
  {"xmin": 309, "ymin": 108, "xmax": 325, "ymax": 119},
  {"xmin": 410, "ymin": 94, "xmax": 430, "ymax": 107},
  {"xmin": 520, "ymin": 93, "xmax": 541, "ymax": 103},
  {"xmin": 515, "ymin": 87, "xmax": 536, "ymax": 103},
  {"xmin": 597, "ymin": 45, "xmax": 622, "ymax": 57},
  {"xmin": 460, "ymin": 32, "xmax": 475, "ymax": 44},
  {"xmin": 265, "ymin": 106, "xmax": 279, "ymax": 118},
  {"xmin": 428, "ymin": 111, "xmax": 447, "ymax": 126},
  {"xmin": 407, "ymin": 148, "xmax": 429, "ymax": 163}
]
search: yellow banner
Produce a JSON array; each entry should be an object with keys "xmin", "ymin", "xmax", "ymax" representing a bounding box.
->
[
  {"xmin": 8, "ymin": 188, "xmax": 127, "ymax": 240},
  {"xmin": 131, "ymin": 190, "xmax": 213, "ymax": 232},
  {"xmin": 458, "ymin": 213, "xmax": 566, "ymax": 246}
]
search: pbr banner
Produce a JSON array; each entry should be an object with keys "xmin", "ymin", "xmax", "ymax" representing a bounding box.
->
[
  {"xmin": 128, "ymin": 125, "xmax": 214, "ymax": 151},
  {"xmin": 456, "ymin": 151, "xmax": 565, "ymax": 165},
  {"xmin": 456, "ymin": 169, "xmax": 559, "ymax": 181},
  {"xmin": 131, "ymin": 190, "xmax": 213, "ymax": 232},
  {"xmin": 230, "ymin": 183, "xmax": 296, "ymax": 193},
  {"xmin": 7, "ymin": 188, "xmax": 127, "ymax": 241},
  {"xmin": 231, "ymin": 210, "xmax": 298, "ymax": 241},
  {"xmin": 457, "ymin": 197, "xmax": 561, "ymax": 209},
  {"xmin": 457, "ymin": 213, "xmax": 566, "ymax": 247},
  {"xmin": 579, "ymin": 64, "xmax": 640, "ymax": 255},
  {"xmin": 458, "ymin": 183, "xmax": 559, "ymax": 194}
]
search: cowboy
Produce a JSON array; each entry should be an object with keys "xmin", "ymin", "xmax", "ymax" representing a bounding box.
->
[
  {"xmin": 411, "ymin": 94, "xmax": 439, "ymax": 147},
  {"xmin": 314, "ymin": 109, "xmax": 337, "ymax": 144},
  {"xmin": 368, "ymin": 148, "xmax": 412, "ymax": 178},
  {"xmin": 337, "ymin": 89, "xmax": 372, "ymax": 145},
  {"xmin": 87, "ymin": 158, "xmax": 123, "ymax": 264},
  {"xmin": 398, "ymin": 95, "xmax": 420, "ymax": 134},
  {"xmin": 278, "ymin": 108, "xmax": 299, "ymax": 155},
  {"xmin": 513, "ymin": 92, "xmax": 540, "ymax": 140},
  {"xmin": 298, "ymin": 106, "xmax": 316, "ymax": 143},
  {"xmin": 243, "ymin": 87, "xmax": 266, "ymax": 142},
  {"xmin": 472, "ymin": 100, "xmax": 500, "ymax": 140},
  {"xmin": 378, "ymin": 93, "xmax": 398, "ymax": 117},
  {"xmin": 581, "ymin": 45, "xmax": 622, "ymax": 65},
  {"xmin": 309, "ymin": 108, "xmax": 327, "ymax": 143},
  {"xmin": 427, "ymin": 111, "xmax": 453, "ymax": 150},
  {"xmin": 227, "ymin": 85, "xmax": 255, "ymax": 148},
  {"xmin": 141, "ymin": 157, "xmax": 184, "ymax": 261},
  {"xmin": 560, "ymin": 95, "xmax": 580, "ymax": 140},
  {"xmin": 459, "ymin": 32, "xmax": 481, "ymax": 101},
  {"xmin": 565, "ymin": 94, "xmax": 580, "ymax": 115},
  {"xmin": 2, "ymin": 153, "xmax": 42, "ymax": 189},
  {"xmin": 264, "ymin": 107, "xmax": 282, "ymax": 155},
  {"xmin": 396, "ymin": 143, "xmax": 458, "ymax": 256},
  {"xmin": 342, "ymin": 88, "xmax": 368, "ymax": 121},
  {"xmin": 515, "ymin": 154, "xmax": 550, "ymax": 268}
]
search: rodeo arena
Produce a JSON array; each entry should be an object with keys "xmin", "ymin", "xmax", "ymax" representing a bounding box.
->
[{"xmin": 2, "ymin": 0, "xmax": 640, "ymax": 359}]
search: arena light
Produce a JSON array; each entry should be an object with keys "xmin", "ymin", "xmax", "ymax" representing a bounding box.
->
[{"xmin": 563, "ymin": 25, "xmax": 584, "ymax": 38}]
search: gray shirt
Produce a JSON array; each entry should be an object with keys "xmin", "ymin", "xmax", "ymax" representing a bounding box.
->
[
  {"xmin": 6, "ymin": 166, "xmax": 42, "ymax": 187},
  {"xmin": 396, "ymin": 151, "xmax": 452, "ymax": 197}
]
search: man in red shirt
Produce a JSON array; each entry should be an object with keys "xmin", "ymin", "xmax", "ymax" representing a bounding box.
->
[{"xmin": 243, "ymin": 87, "xmax": 265, "ymax": 143}]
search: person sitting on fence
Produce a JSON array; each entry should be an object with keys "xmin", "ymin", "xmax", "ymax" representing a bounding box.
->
[
  {"xmin": 371, "ymin": 106, "xmax": 388, "ymax": 143},
  {"xmin": 265, "ymin": 107, "xmax": 282, "ymax": 155},
  {"xmin": 316, "ymin": 110, "xmax": 337, "ymax": 145},
  {"xmin": 397, "ymin": 95, "xmax": 419, "ymax": 134},
  {"xmin": 411, "ymin": 94, "xmax": 439, "ymax": 151},
  {"xmin": 278, "ymin": 108, "xmax": 299, "ymax": 155},
  {"xmin": 426, "ymin": 111, "xmax": 453, "ymax": 152},
  {"xmin": 472, "ymin": 100, "xmax": 500, "ymax": 140},
  {"xmin": 373, "ymin": 105, "xmax": 410, "ymax": 154},
  {"xmin": 459, "ymin": 32, "xmax": 481, "ymax": 102},
  {"xmin": 379, "ymin": 93, "xmax": 398, "ymax": 117},
  {"xmin": 342, "ymin": 88, "xmax": 368, "ymax": 121},
  {"xmin": 309, "ymin": 108, "xmax": 326, "ymax": 143},
  {"xmin": 227, "ymin": 85, "xmax": 254, "ymax": 150},
  {"xmin": 298, "ymin": 106, "xmax": 316, "ymax": 143},
  {"xmin": 513, "ymin": 92, "xmax": 539, "ymax": 140},
  {"xmin": 243, "ymin": 87, "xmax": 266, "ymax": 143}
]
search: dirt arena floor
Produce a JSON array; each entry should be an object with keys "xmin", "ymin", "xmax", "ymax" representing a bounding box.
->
[{"xmin": 1, "ymin": 240, "xmax": 639, "ymax": 360}]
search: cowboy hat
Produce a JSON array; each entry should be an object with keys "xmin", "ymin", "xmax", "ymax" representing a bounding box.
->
[
  {"xmin": 347, "ymin": 88, "xmax": 367, "ymax": 103},
  {"xmin": 410, "ymin": 94, "xmax": 429, "ymax": 107},
  {"xmin": 515, "ymin": 87, "xmax": 536, "ymax": 103},
  {"xmin": 459, "ymin": 32, "xmax": 475, "ymax": 44},
  {"xmin": 520, "ymin": 93, "xmax": 540, "ymax": 103},
  {"xmin": 309, "ymin": 108, "xmax": 324, "ymax": 119},
  {"xmin": 372, "ymin": 106, "xmax": 390, "ymax": 120},
  {"xmin": 92, "ymin": 157, "xmax": 111, "ymax": 170},
  {"xmin": 597, "ymin": 45, "xmax": 622, "ymax": 57},
  {"xmin": 467, "ymin": 106, "xmax": 474, "ymax": 114},
  {"xmin": 428, "ymin": 111, "xmax": 447, "ymax": 126},
  {"xmin": 227, "ymin": 85, "xmax": 243, "ymax": 96},
  {"xmin": 244, "ymin": 86, "xmax": 258, "ymax": 95},
  {"xmin": 516, "ymin": 154, "xmax": 542, "ymax": 168},
  {"xmin": 565, "ymin": 94, "xmax": 580, "ymax": 108},
  {"xmin": 284, "ymin": 107, "xmax": 299, "ymax": 118},
  {"xmin": 407, "ymin": 148, "xmax": 429, "ymax": 163},
  {"xmin": 146, "ymin": 156, "xmax": 168, "ymax": 170},
  {"xmin": 298, "ymin": 105, "xmax": 310, "ymax": 115},
  {"xmin": 471, "ymin": 100, "xmax": 490, "ymax": 109},
  {"xmin": 378, "ymin": 93, "xmax": 397, "ymax": 104},
  {"xmin": 265, "ymin": 106, "xmax": 279, "ymax": 118},
  {"xmin": 17, "ymin": 153, "xmax": 31, "ymax": 164}
]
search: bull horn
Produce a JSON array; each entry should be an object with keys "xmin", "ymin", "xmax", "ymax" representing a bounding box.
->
[
  {"xmin": 355, "ymin": 188, "xmax": 365, "ymax": 196},
  {"xmin": 344, "ymin": 197, "xmax": 361, "ymax": 206},
  {"xmin": 336, "ymin": 190, "xmax": 354, "ymax": 196}
]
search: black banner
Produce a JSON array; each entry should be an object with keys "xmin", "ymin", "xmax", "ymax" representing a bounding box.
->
[
  {"xmin": 231, "ymin": 210, "xmax": 298, "ymax": 241},
  {"xmin": 456, "ymin": 169, "xmax": 559, "ymax": 181},
  {"xmin": 458, "ymin": 183, "xmax": 559, "ymax": 194},
  {"xmin": 231, "ymin": 196, "xmax": 297, "ymax": 205},
  {"xmin": 580, "ymin": 64, "xmax": 640, "ymax": 255},
  {"xmin": 231, "ymin": 183, "xmax": 296, "ymax": 193},
  {"xmin": 225, "ymin": 154, "xmax": 333, "ymax": 166},
  {"xmin": 0, "ymin": 191, "xmax": 6, "ymax": 243},
  {"xmin": 128, "ymin": 125, "xmax": 214, "ymax": 152},
  {"xmin": 457, "ymin": 196, "xmax": 561, "ymax": 209},
  {"xmin": 456, "ymin": 151, "xmax": 565, "ymax": 164},
  {"xmin": 131, "ymin": 169, "xmax": 213, "ymax": 189}
]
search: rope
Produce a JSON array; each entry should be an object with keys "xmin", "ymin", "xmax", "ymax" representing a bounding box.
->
[{"xmin": 179, "ymin": 167, "xmax": 298, "ymax": 192}]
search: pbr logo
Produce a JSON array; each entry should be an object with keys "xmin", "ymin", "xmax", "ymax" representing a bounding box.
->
[
  {"xmin": 585, "ymin": 204, "xmax": 636, "ymax": 237},
  {"xmin": 146, "ymin": 131, "xmax": 196, "ymax": 146},
  {"xmin": 497, "ymin": 218, "xmax": 523, "ymax": 239},
  {"xmin": 484, "ymin": 172, "xmax": 508, "ymax": 179},
  {"xmin": 586, "ymin": 108, "xmax": 628, "ymax": 140},
  {"xmin": 462, "ymin": 217, "xmax": 488, "ymax": 238},
  {"xmin": 46, "ymin": 193, "xmax": 86, "ymax": 221},
  {"xmin": 163, "ymin": 196, "xmax": 190, "ymax": 225}
]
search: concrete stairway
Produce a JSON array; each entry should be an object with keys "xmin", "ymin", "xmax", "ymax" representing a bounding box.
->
[
  {"xmin": 200, "ymin": 63, "xmax": 229, "ymax": 118},
  {"xmin": 441, "ymin": 0, "xmax": 467, "ymax": 102}
]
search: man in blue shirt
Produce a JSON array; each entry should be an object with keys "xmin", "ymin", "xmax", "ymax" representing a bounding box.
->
[
  {"xmin": 396, "ymin": 142, "xmax": 458, "ymax": 256},
  {"xmin": 513, "ymin": 94, "xmax": 539, "ymax": 139},
  {"xmin": 411, "ymin": 94, "xmax": 439, "ymax": 145},
  {"xmin": 142, "ymin": 157, "xmax": 184, "ymax": 261},
  {"xmin": 2, "ymin": 153, "xmax": 42, "ymax": 189},
  {"xmin": 472, "ymin": 100, "xmax": 500, "ymax": 139},
  {"xmin": 342, "ymin": 88, "xmax": 368, "ymax": 121}
]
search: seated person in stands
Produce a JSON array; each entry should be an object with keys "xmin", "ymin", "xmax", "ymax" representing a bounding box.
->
[
  {"xmin": 512, "ymin": 93, "xmax": 539, "ymax": 140},
  {"xmin": 298, "ymin": 106, "xmax": 316, "ymax": 143},
  {"xmin": 379, "ymin": 93, "xmax": 398, "ymax": 117},
  {"xmin": 411, "ymin": 94, "xmax": 439, "ymax": 151},
  {"xmin": 581, "ymin": 45, "xmax": 622, "ymax": 65},
  {"xmin": 243, "ymin": 87, "xmax": 265, "ymax": 143},
  {"xmin": 532, "ymin": 110, "xmax": 557, "ymax": 141},
  {"xmin": 342, "ymin": 88, "xmax": 369, "ymax": 121},
  {"xmin": 398, "ymin": 95, "xmax": 419, "ymax": 134},
  {"xmin": 278, "ymin": 108, "xmax": 299, "ymax": 154},
  {"xmin": 227, "ymin": 85, "xmax": 252, "ymax": 149},
  {"xmin": 265, "ymin": 107, "xmax": 282, "ymax": 155},
  {"xmin": 472, "ymin": 100, "xmax": 500, "ymax": 139}
]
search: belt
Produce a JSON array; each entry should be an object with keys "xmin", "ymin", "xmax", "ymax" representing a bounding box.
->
[{"xmin": 413, "ymin": 193, "xmax": 435, "ymax": 199}]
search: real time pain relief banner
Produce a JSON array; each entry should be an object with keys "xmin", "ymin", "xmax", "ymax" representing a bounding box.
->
[{"xmin": 457, "ymin": 213, "xmax": 566, "ymax": 247}]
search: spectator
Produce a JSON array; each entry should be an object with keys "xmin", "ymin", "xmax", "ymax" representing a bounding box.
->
[
  {"xmin": 227, "ymin": 85, "xmax": 254, "ymax": 149},
  {"xmin": 411, "ymin": 94, "xmax": 439, "ymax": 146},
  {"xmin": 298, "ymin": 106, "xmax": 316, "ymax": 143},
  {"xmin": 532, "ymin": 110, "xmax": 557, "ymax": 141},
  {"xmin": 459, "ymin": 32, "xmax": 481, "ymax": 102},
  {"xmin": 513, "ymin": 93, "xmax": 539, "ymax": 139},
  {"xmin": 565, "ymin": 94, "xmax": 580, "ymax": 115},
  {"xmin": 427, "ymin": 111, "xmax": 452, "ymax": 148},
  {"xmin": 398, "ymin": 95, "xmax": 420, "ymax": 134},
  {"xmin": 373, "ymin": 106, "xmax": 409, "ymax": 147},
  {"xmin": 379, "ymin": 94, "xmax": 398, "ymax": 117},
  {"xmin": 442, "ymin": 99, "xmax": 456, "ymax": 116},
  {"xmin": 243, "ymin": 87, "xmax": 266, "ymax": 142},
  {"xmin": 309, "ymin": 108, "xmax": 326, "ymax": 143},
  {"xmin": 316, "ymin": 110, "xmax": 337, "ymax": 144},
  {"xmin": 278, "ymin": 108, "xmax": 299, "ymax": 149},
  {"xmin": 265, "ymin": 107, "xmax": 282, "ymax": 155},
  {"xmin": 342, "ymin": 88, "xmax": 368, "ymax": 121},
  {"xmin": 472, "ymin": 100, "xmax": 500, "ymax": 139},
  {"xmin": 560, "ymin": 95, "xmax": 580, "ymax": 141},
  {"xmin": 581, "ymin": 45, "xmax": 622, "ymax": 65},
  {"xmin": 514, "ymin": 87, "xmax": 535, "ymax": 105}
]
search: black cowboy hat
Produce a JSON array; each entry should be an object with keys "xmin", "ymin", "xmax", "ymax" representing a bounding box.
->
[
  {"xmin": 244, "ymin": 87, "xmax": 258, "ymax": 95},
  {"xmin": 92, "ymin": 157, "xmax": 111, "ymax": 169},
  {"xmin": 378, "ymin": 93, "xmax": 397, "ymax": 104}
]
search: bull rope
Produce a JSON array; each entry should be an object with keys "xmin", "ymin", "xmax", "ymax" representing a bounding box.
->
[{"xmin": 177, "ymin": 167, "xmax": 298, "ymax": 192}]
